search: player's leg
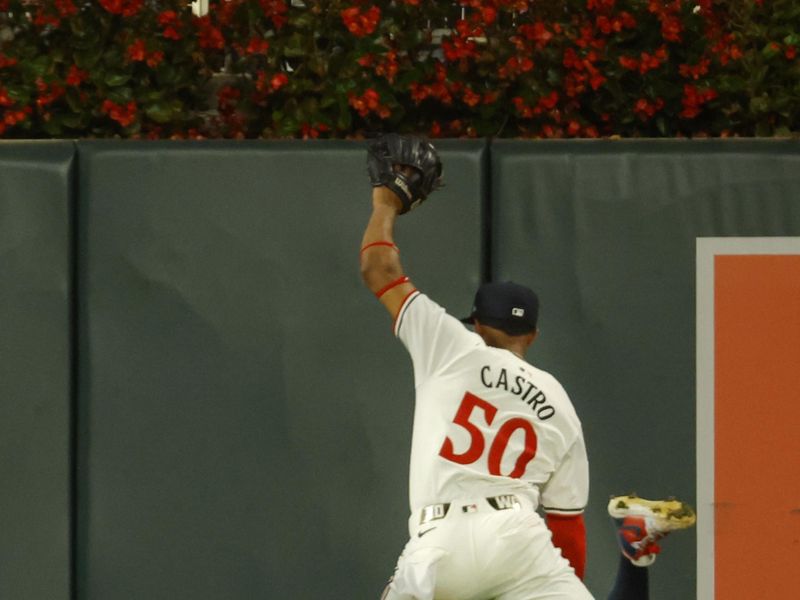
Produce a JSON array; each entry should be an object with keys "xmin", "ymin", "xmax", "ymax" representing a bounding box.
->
[
  {"xmin": 605, "ymin": 495, "xmax": 696, "ymax": 600},
  {"xmin": 379, "ymin": 537, "xmax": 447, "ymax": 600},
  {"xmin": 607, "ymin": 553, "xmax": 649, "ymax": 600},
  {"xmin": 380, "ymin": 579, "xmax": 417, "ymax": 600},
  {"xmin": 488, "ymin": 510, "xmax": 595, "ymax": 600}
]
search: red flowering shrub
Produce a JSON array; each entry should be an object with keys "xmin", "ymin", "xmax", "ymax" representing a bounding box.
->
[
  {"xmin": 0, "ymin": 0, "xmax": 207, "ymax": 137},
  {"xmin": 0, "ymin": 0, "xmax": 798, "ymax": 138}
]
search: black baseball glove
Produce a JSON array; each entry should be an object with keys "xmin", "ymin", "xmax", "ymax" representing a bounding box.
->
[{"xmin": 367, "ymin": 133, "xmax": 443, "ymax": 213}]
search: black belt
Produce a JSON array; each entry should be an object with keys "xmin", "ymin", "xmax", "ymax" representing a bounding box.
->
[{"xmin": 419, "ymin": 494, "xmax": 522, "ymax": 526}]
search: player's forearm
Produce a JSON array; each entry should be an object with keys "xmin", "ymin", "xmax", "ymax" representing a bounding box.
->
[
  {"xmin": 360, "ymin": 187, "xmax": 418, "ymax": 318},
  {"xmin": 360, "ymin": 190, "xmax": 406, "ymax": 294}
]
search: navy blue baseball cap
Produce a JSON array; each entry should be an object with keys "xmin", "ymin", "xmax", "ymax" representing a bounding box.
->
[{"xmin": 462, "ymin": 281, "xmax": 539, "ymax": 335}]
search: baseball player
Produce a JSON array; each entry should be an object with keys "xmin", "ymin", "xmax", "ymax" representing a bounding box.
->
[
  {"xmin": 360, "ymin": 134, "xmax": 696, "ymax": 600},
  {"xmin": 361, "ymin": 133, "xmax": 593, "ymax": 599}
]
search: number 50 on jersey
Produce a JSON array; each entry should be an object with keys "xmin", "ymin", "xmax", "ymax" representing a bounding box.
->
[{"xmin": 439, "ymin": 392, "xmax": 538, "ymax": 479}]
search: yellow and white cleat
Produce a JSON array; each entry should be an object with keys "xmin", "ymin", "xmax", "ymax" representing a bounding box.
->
[{"xmin": 608, "ymin": 494, "xmax": 696, "ymax": 566}]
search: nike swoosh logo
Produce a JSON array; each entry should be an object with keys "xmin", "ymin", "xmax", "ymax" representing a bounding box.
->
[{"xmin": 418, "ymin": 527, "xmax": 437, "ymax": 538}]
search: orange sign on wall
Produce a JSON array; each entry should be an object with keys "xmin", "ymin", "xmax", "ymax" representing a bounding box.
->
[{"xmin": 697, "ymin": 239, "xmax": 800, "ymax": 599}]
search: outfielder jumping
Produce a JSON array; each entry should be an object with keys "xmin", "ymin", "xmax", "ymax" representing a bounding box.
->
[{"xmin": 360, "ymin": 134, "xmax": 695, "ymax": 600}]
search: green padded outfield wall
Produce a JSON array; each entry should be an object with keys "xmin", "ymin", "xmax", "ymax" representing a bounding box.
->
[
  {"xmin": 75, "ymin": 140, "xmax": 486, "ymax": 599},
  {"xmin": 7, "ymin": 139, "xmax": 795, "ymax": 599},
  {"xmin": 490, "ymin": 139, "xmax": 800, "ymax": 599},
  {"xmin": 0, "ymin": 141, "xmax": 75, "ymax": 600}
]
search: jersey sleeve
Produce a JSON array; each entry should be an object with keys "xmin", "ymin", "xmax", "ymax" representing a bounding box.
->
[
  {"xmin": 393, "ymin": 291, "xmax": 481, "ymax": 384},
  {"xmin": 540, "ymin": 430, "xmax": 589, "ymax": 515},
  {"xmin": 545, "ymin": 513, "xmax": 586, "ymax": 580}
]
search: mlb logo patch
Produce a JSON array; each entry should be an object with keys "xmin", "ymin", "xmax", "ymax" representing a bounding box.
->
[{"xmin": 512, "ymin": 307, "xmax": 525, "ymax": 317}]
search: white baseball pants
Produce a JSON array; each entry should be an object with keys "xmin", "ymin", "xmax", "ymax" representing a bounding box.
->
[{"xmin": 381, "ymin": 498, "xmax": 594, "ymax": 600}]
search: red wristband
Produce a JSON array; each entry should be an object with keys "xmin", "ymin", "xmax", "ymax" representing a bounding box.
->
[
  {"xmin": 375, "ymin": 275, "xmax": 410, "ymax": 299},
  {"xmin": 360, "ymin": 241, "xmax": 399, "ymax": 255}
]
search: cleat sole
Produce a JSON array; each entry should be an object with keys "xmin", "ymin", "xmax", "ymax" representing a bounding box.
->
[{"xmin": 608, "ymin": 495, "xmax": 697, "ymax": 532}]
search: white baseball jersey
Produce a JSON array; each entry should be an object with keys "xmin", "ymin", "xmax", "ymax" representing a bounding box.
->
[{"xmin": 393, "ymin": 291, "xmax": 589, "ymax": 519}]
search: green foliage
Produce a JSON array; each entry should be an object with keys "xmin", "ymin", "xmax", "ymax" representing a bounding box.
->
[{"xmin": 0, "ymin": 0, "xmax": 798, "ymax": 138}]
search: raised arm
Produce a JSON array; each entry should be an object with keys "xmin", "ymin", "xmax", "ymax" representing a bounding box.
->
[
  {"xmin": 360, "ymin": 134, "xmax": 442, "ymax": 319},
  {"xmin": 359, "ymin": 185, "xmax": 417, "ymax": 319}
]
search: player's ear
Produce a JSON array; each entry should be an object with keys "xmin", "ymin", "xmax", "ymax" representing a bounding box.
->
[
  {"xmin": 472, "ymin": 320, "xmax": 491, "ymax": 344},
  {"xmin": 525, "ymin": 328, "xmax": 539, "ymax": 347}
]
